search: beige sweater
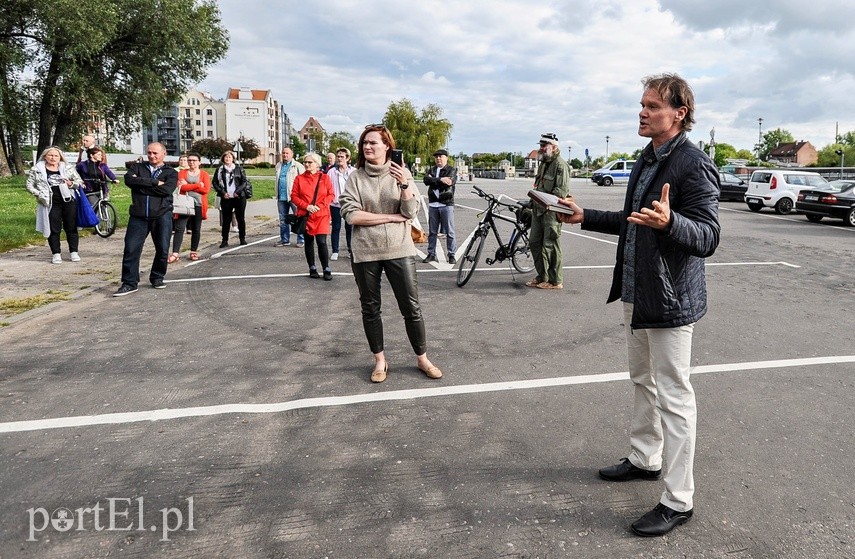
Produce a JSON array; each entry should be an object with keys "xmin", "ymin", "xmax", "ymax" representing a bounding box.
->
[{"xmin": 339, "ymin": 161, "xmax": 420, "ymax": 263}]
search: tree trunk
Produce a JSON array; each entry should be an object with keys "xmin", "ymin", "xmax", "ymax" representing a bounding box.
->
[
  {"xmin": 53, "ymin": 97, "xmax": 76, "ymax": 149},
  {"xmin": 36, "ymin": 47, "xmax": 63, "ymax": 155},
  {"xmin": 0, "ymin": 128, "xmax": 12, "ymax": 177}
]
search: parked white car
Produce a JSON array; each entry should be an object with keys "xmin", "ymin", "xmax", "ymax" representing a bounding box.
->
[{"xmin": 745, "ymin": 169, "xmax": 828, "ymax": 214}]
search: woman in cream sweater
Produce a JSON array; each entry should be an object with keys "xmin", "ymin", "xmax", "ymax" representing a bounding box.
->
[{"xmin": 339, "ymin": 125, "xmax": 443, "ymax": 383}]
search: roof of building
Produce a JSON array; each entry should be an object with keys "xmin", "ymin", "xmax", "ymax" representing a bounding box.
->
[
  {"xmin": 768, "ymin": 141, "xmax": 813, "ymax": 157},
  {"xmin": 300, "ymin": 116, "xmax": 324, "ymax": 133},
  {"xmin": 226, "ymin": 88, "xmax": 270, "ymax": 101}
]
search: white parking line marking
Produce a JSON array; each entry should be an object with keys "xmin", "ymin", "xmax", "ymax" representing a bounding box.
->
[
  {"xmin": 163, "ymin": 260, "xmax": 799, "ymax": 283},
  {"xmin": 1, "ymin": 355, "xmax": 851, "ymax": 434}
]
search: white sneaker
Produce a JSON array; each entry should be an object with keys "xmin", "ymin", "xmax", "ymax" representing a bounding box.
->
[
  {"xmin": 51, "ymin": 253, "xmax": 62, "ymax": 264},
  {"xmin": 231, "ymin": 226, "xmax": 239, "ymax": 233},
  {"xmin": 331, "ymin": 253, "xmax": 339, "ymax": 261},
  {"xmin": 70, "ymin": 252, "xmax": 81, "ymax": 262}
]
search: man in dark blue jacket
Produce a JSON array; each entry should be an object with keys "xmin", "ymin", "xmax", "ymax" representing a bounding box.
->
[
  {"xmin": 114, "ymin": 142, "xmax": 178, "ymax": 296},
  {"xmin": 560, "ymin": 73, "xmax": 720, "ymax": 537}
]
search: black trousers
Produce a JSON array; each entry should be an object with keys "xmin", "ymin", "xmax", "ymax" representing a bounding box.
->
[
  {"xmin": 220, "ymin": 197, "xmax": 246, "ymax": 241},
  {"xmin": 48, "ymin": 195, "xmax": 79, "ymax": 254},
  {"xmin": 172, "ymin": 209, "xmax": 202, "ymax": 252},
  {"xmin": 304, "ymin": 233, "xmax": 329, "ymax": 269},
  {"xmin": 351, "ymin": 256, "xmax": 426, "ymax": 355}
]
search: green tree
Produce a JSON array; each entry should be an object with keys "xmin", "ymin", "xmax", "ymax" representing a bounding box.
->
[
  {"xmin": 290, "ymin": 136, "xmax": 306, "ymax": 158},
  {"xmin": 758, "ymin": 128, "xmax": 794, "ymax": 161},
  {"xmin": 327, "ymin": 131, "xmax": 356, "ymax": 157},
  {"xmin": 305, "ymin": 129, "xmax": 327, "ymax": 154},
  {"xmin": 816, "ymin": 143, "xmax": 854, "ymax": 167},
  {"xmin": 712, "ymin": 142, "xmax": 737, "ymax": 168},
  {"xmin": 0, "ymin": 0, "xmax": 228, "ymax": 159},
  {"xmin": 607, "ymin": 151, "xmax": 633, "ymax": 163},
  {"xmin": 237, "ymin": 137, "xmax": 260, "ymax": 162},
  {"xmin": 190, "ymin": 137, "xmax": 231, "ymax": 164},
  {"xmin": 382, "ymin": 99, "xmax": 452, "ymax": 167},
  {"xmin": 569, "ymin": 158, "xmax": 583, "ymax": 169}
]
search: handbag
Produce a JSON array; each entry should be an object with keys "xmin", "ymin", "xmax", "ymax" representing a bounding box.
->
[
  {"xmin": 76, "ymin": 189, "xmax": 100, "ymax": 228},
  {"xmin": 287, "ymin": 174, "xmax": 322, "ymax": 235},
  {"xmin": 173, "ymin": 187, "xmax": 196, "ymax": 216}
]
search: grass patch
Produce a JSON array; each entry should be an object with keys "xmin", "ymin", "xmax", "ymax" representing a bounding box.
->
[
  {"xmin": 0, "ymin": 290, "xmax": 72, "ymax": 316},
  {"xmin": 0, "ymin": 175, "xmax": 275, "ymax": 253}
]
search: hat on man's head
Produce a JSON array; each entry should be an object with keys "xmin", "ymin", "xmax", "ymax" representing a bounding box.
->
[
  {"xmin": 433, "ymin": 149, "xmax": 449, "ymax": 157},
  {"xmin": 539, "ymin": 133, "xmax": 559, "ymax": 146}
]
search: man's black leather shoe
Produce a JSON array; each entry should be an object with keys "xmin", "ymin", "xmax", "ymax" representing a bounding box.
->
[
  {"xmin": 598, "ymin": 458, "xmax": 661, "ymax": 482},
  {"xmin": 631, "ymin": 503, "xmax": 692, "ymax": 537},
  {"xmin": 422, "ymin": 254, "xmax": 437, "ymax": 263}
]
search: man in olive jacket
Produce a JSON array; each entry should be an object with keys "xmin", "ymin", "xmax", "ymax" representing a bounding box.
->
[
  {"xmin": 559, "ymin": 73, "xmax": 720, "ymax": 537},
  {"xmin": 528, "ymin": 133, "xmax": 570, "ymax": 289},
  {"xmin": 114, "ymin": 142, "xmax": 178, "ymax": 296}
]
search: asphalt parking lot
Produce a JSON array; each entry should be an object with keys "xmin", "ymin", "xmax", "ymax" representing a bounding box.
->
[{"xmin": 1, "ymin": 178, "xmax": 853, "ymax": 558}]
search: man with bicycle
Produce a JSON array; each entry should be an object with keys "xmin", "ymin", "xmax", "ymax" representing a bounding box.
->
[{"xmin": 528, "ymin": 133, "xmax": 570, "ymax": 289}]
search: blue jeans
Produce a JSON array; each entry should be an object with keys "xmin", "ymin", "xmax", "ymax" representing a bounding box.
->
[
  {"xmin": 330, "ymin": 205, "xmax": 352, "ymax": 254},
  {"xmin": 120, "ymin": 211, "xmax": 172, "ymax": 288},
  {"xmin": 277, "ymin": 199, "xmax": 304, "ymax": 244},
  {"xmin": 427, "ymin": 205, "xmax": 456, "ymax": 257}
]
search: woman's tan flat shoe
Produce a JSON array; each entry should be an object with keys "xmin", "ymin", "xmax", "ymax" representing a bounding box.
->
[
  {"xmin": 371, "ymin": 362, "xmax": 388, "ymax": 383},
  {"xmin": 418, "ymin": 364, "xmax": 443, "ymax": 379}
]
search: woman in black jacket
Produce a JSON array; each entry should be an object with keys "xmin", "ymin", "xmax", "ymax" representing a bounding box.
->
[{"xmin": 212, "ymin": 150, "xmax": 251, "ymax": 247}]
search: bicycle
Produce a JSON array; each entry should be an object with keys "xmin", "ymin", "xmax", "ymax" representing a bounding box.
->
[
  {"xmin": 456, "ymin": 185, "xmax": 534, "ymax": 287},
  {"xmin": 85, "ymin": 181, "xmax": 118, "ymax": 238}
]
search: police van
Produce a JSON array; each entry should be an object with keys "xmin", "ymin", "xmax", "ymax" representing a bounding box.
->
[{"xmin": 591, "ymin": 159, "xmax": 635, "ymax": 186}]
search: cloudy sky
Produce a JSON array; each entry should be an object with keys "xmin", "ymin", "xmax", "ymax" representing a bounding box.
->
[{"xmin": 198, "ymin": 0, "xmax": 855, "ymax": 160}]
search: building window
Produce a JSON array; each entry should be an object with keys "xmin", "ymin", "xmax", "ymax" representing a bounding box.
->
[
  {"xmin": 206, "ymin": 109, "xmax": 213, "ymax": 115},
  {"xmin": 207, "ymin": 131, "xmax": 213, "ymax": 138},
  {"xmin": 196, "ymin": 120, "xmax": 201, "ymax": 126},
  {"xmin": 196, "ymin": 131, "xmax": 201, "ymax": 137},
  {"xmin": 207, "ymin": 120, "xmax": 213, "ymax": 126},
  {"xmin": 195, "ymin": 109, "xmax": 200, "ymax": 115},
  {"xmin": 185, "ymin": 108, "xmax": 191, "ymax": 117}
]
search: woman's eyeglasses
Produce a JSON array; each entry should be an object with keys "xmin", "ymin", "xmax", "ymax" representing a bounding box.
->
[{"xmin": 364, "ymin": 123, "xmax": 388, "ymax": 130}]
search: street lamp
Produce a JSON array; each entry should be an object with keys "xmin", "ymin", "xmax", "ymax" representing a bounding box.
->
[
  {"xmin": 836, "ymin": 149, "xmax": 845, "ymax": 179},
  {"xmin": 757, "ymin": 117, "xmax": 763, "ymax": 159},
  {"xmin": 605, "ymin": 135, "xmax": 610, "ymax": 160}
]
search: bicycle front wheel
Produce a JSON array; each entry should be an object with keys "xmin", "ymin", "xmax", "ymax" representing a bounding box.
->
[
  {"xmin": 510, "ymin": 229, "xmax": 535, "ymax": 273},
  {"xmin": 456, "ymin": 227, "xmax": 487, "ymax": 287},
  {"xmin": 95, "ymin": 201, "xmax": 118, "ymax": 238}
]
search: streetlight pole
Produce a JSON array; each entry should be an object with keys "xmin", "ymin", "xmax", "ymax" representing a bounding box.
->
[
  {"xmin": 605, "ymin": 135, "xmax": 610, "ymax": 160},
  {"xmin": 757, "ymin": 117, "xmax": 763, "ymax": 160}
]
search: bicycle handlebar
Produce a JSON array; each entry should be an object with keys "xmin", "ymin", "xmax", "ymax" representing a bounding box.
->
[{"xmin": 471, "ymin": 185, "xmax": 524, "ymax": 210}]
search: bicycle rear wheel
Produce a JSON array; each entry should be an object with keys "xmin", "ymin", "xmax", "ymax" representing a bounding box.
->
[
  {"xmin": 510, "ymin": 229, "xmax": 534, "ymax": 273},
  {"xmin": 94, "ymin": 200, "xmax": 117, "ymax": 238},
  {"xmin": 456, "ymin": 227, "xmax": 487, "ymax": 287}
]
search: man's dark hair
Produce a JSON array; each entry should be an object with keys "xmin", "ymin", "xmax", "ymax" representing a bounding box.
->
[{"xmin": 643, "ymin": 73, "xmax": 695, "ymax": 132}]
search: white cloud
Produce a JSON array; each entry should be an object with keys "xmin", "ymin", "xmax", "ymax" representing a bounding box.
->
[{"xmin": 198, "ymin": 0, "xmax": 855, "ymax": 157}]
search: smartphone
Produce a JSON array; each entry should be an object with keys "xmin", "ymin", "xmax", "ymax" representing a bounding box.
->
[{"xmin": 391, "ymin": 149, "xmax": 403, "ymax": 166}]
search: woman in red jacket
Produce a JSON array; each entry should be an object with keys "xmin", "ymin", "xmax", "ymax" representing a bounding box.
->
[
  {"xmin": 169, "ymin": 152, "xmax": 211, "ymax": 262},
  {"xmin": 292, "ymin": 152, "xmax": 335, "ymax": 280}
]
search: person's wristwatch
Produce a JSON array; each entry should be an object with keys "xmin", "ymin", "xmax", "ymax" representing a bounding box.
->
[{"xmin": 398, "ymin": 183, "xmax": 409, "ymax": 189}]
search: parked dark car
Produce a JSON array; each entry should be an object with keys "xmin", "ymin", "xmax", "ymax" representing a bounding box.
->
[
  {"xmin": 719, "ymin": 172, "xmax": 748, "ymax": 201},
  {"xmin": 796, "ymin": 180, "xmax": 855, "ymax": 226}
]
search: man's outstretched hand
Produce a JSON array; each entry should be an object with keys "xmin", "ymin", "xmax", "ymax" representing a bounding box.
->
[{"xmin": 628, "ymin": 183, "xmax": 671, "ymax": 230}]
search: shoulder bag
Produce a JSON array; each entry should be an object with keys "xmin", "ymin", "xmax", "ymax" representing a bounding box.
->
[
  {"xmin": 76, "ymin": 188, "xmax": 100, "ymax": 228},
  {"xmin": 173, "ymin": 185, "xmax": 196, "ymax": 216}
]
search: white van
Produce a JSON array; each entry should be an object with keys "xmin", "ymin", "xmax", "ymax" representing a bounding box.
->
[
  {"xmin": 745, "ymin": 170, "xmax": 828, "ymax": 214},
  {"xmin": 591, "ymin": 159, "xmax": 635, "ymax": 186}
]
